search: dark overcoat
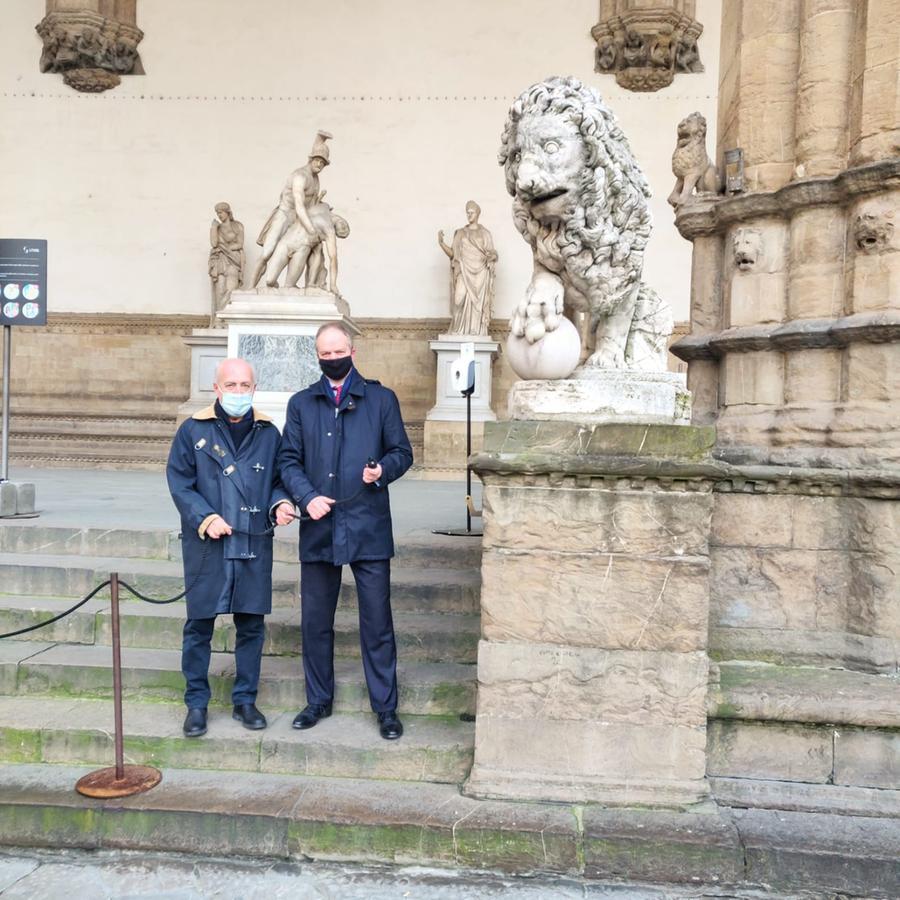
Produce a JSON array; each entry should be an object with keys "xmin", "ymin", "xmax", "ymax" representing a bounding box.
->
[
  {"xmin": 278, "ymin": 371, "xmax": 413, "ymax": 565},
  {"xmin": 166, "ymin": 405, "xmax": 291, "ymax": 618}
]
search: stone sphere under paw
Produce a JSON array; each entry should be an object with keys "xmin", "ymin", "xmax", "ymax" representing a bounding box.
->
[{"xmin": 506, "ymin": 316, "xmax": 581, "ymax": 380}]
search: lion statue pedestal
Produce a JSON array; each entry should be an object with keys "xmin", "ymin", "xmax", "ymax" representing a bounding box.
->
[
  {"xmin": 465, "ymin": 76, "xmax": 712, "ymax": 812},
  {"xmin": 508, "ymin": 368, "xmax": 691, "ymax": 425}
]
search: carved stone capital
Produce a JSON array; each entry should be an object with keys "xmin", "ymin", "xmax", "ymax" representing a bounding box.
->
[
  {"xmin": 35, "ymin": 9, "xmax": 143, "ymax": 92},
  {"xmin": 591, "ymin": 5, "xmax": 704, "ymax": 93}
]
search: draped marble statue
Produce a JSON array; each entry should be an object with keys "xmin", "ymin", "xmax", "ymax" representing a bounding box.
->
[
  {"xmin": 437, "ymin": 201, "xmax": 498, "ymax": 336},
  {"xmin": 208, "ymin": 202, "xmax": 244, "ymax": 321}
]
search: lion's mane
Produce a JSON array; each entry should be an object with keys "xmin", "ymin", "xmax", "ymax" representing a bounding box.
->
[{"xmin": 498, "ymin": 76, "xmax": 652, "ymax": 310}]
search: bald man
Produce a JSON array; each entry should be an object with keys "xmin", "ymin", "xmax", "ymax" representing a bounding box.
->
[{"xmin": 167, "ymin": 358, "xmax": 294, "ymax": 738}]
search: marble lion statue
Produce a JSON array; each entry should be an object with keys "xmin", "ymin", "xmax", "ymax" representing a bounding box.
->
[
  {"xmin": 499, "ymin": 76, "xmax": 673, "ymax": 372},
  {"xmin": 668, "ymin": 111, "xmax": 719, "ymax": 208}
]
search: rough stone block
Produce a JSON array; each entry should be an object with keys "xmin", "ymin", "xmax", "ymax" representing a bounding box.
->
[
  {"xmin": 481, "ymin": 550, "xmax": 709, "ymax": 652},
  {"xmin": 482, "ymin": 484, "xmax": 712, "ymax": 557},
  {"xmin": 469, "ymin": 715, "xmax": 707, "ymax": 803},
  {"xmin": 723, "ymin": 351, "xmax": 784, "ymax": 406},
  {"xmin": 834, "ymin": 728, "xmax": 900, "ymax": 789},
  {"xmin": 476, "ymin": 641, "xmax": 708, "ymax": 727},
  {"xmin": 712, "ymin": 492, "xmax": 795, "ymax": 548},
  {"xmin": 844, "ymin": 341, "xmax": 900, "ymax": 401},
  {"xmin": 423, "ymin": 418, "xmax": 485, "ymax": 470},
  {"xmin": 784, "ymin": 348, "xmax": 842, "ymax": 404},
  {"xmin": 788, "ymin": 206, "xmax": 846, "ymax": 318},
  {"xmin": 710, "ymin": 547, "xmax": 850, "ymax": 631},
  {"xmin": 707, "ymin": 720, "xmax": 833, "ymax": 783},
  {"xmin": 729, "ymin": 272, "xmax": 786, "ymax": 326}
]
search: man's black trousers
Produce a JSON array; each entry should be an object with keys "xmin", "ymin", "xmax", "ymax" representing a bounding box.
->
[
  {"xmin": 300, "ymin": 558, "xmax": 398, "ymax": 713},
  {"xmin": 182, "ymin": 613, "xmax": 265, "ymax": 708}
]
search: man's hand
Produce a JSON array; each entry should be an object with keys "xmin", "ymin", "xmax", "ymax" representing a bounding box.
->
[
  {"xmin": 274, "ymin": 502, "xmax": 295, "ymax": 526},
  {"xmin": 362, "ymin": 463, "xmax": 383, "ymax": 484},
  {"xmin": 306, "ymin": 495, "xmax": 335, "ymax": 520},
  {"xmin": 206, "ymin": 516, "xmax": 233, "ymax": 539}
]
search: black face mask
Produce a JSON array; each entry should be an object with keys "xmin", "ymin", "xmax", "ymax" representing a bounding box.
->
[{"xmin": 319, "ymin": 355, "xmax": 353, "ymax": 381}]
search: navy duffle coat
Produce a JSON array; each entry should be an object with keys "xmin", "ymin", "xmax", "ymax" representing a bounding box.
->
[
  {"xmin": 166, "ymin": 404, "xmax": 291, "ymax": 619},
  {"xmin": 278, "ymin": 371, "xmax": 413, "ymax": 565}
]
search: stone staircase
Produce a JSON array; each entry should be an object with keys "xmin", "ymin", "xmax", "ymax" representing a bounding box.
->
[
  {"xmin": 0, "ymin": 524, "xmax": 480, "ymax": 785},
  {"xmin": 0, "ymin": 522, "xmax": 897, "ymax": 895}
]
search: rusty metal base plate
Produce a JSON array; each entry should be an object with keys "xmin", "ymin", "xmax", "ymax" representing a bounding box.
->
[{"xmin": 75, "ymin": 765, "xmax": 162, "ymax": 798}]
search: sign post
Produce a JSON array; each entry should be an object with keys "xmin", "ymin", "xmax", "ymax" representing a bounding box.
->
[{"xmin": 0, "ymin": 238, "xmax": 47, "ymax": 514}]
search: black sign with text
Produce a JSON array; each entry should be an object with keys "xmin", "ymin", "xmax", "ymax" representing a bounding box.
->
[{"xmin": 0, "ymin": 239, "xmax": 47, "ymax": 326}]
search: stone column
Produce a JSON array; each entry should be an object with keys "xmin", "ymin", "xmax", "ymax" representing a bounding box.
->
[
  {"xmin": 794, "ymin": 0, "xmax": 855, "ymax": 178},
  {"xmin": 466, "ymin": 422, "xmax": 718, "ymax": 807},
  {"xmin": 716, "ymin": 0, "xmax": 801, "ymax": 191}
]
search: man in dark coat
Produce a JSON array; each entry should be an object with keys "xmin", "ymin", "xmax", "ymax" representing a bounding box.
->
[
  {"xmin": 167, "ymin": 357, "xmax": 294, "ymax": 738},
  {"xmin": 278, "ymin": 321, "xmax": 413, "ymax": 739}
]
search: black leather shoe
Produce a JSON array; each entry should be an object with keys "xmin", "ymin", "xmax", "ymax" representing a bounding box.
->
[
  {"xmin": 183, "ymin": 707, "xmax": 207, "ymax": 738},
  {"xmin": 232, "ymin": 703, "xmax": 267, "ymax": 730},
  {"xmin": 292, "ymin": 703, "xmax": 333, "ymax": 730},
  {"xmin": 378, "ymin": 710, "xmax": 403, "ymax": 740}
]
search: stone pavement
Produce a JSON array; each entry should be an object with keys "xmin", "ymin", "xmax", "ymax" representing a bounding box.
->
[{"xmin": 0, "ymin": 848, "xmax": 808, "ymax": 899}]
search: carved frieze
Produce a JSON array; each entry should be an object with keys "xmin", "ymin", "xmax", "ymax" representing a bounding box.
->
[
  {"xmin": 591, "ymin": 1, "xmax": 703, "ymax": 93},
  {"xmin": 35, "ymin": 8, "xmax": 143, "ymax": 93}
]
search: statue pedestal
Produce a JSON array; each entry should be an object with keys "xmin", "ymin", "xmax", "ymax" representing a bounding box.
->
[
  {"xmin": 216, "ymin": 288, "xmax": 358, "ymax": 430},
  {"xmin": 508, "ymin": 369, "xmax": 692, "ymax": 425},
  {"xmin": 466, "ymin": 420, "xmax": 715, "ymax": 808},
  {"xmin": 178, "ymin": 328, "xmax": 228, "ymax": 420},
  {"xmin": 424, "ymin": 334, "xmax": 498, "ymax": 471}
]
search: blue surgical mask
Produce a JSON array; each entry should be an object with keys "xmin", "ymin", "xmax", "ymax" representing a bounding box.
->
[{"xmin": 220, "ymin": 392, "xmax": 253, "ymax": 418}]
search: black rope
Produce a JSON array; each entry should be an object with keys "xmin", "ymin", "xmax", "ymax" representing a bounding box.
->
[{"xmin": 0, "ymin": 579, "xmax": 112, "ymax": 640}]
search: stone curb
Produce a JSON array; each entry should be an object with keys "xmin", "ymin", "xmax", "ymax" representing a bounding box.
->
[{"xmin": 0, "ymin": 765, "xmax": 897, "ymax": 896}]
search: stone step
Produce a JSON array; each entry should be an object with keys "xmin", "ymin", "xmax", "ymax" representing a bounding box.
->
[
  {"xmin": 1, "ymin": 763, "xmax": 898, "ymax": 897},
  {"xmin": 0, "ymin": 696, "xmax": 473, "ymax": 785},
  {"xmin": 710, "ymin": 661, "xmax": 900, "ymax": 729},
  {"xmin": 0, "ymin": 641, "xmax": 476, "ymax": 716},
  {"xmin": 0, "ymin": 524, "xmax": 483, "ymax": 571},
  {"xmin": 0, "ymin": 552, "xmax": 481, "ymax": 614},
  {"xmin": 708, "ymin": 661, "xmax": 900, "ymax": 796},
  {"xmin": 0, "ymin": 596, "xmax": 479, "ymax": 663}
]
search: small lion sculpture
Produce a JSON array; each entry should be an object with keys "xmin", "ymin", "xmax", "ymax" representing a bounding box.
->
[
  {"xmin": 668, "ymin": 111, "xmax": 718, "ymax": 208},
  {"xmin": 500, "ymin": 76, "xmax": 673, "ymax": 371}
]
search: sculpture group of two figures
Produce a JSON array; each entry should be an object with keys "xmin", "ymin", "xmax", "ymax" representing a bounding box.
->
[{"xmin": 207, "ymin": 131, "xmax": 349, "ymax": 322}]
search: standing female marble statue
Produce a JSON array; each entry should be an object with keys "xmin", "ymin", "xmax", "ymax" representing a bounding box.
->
[
  {"xmin": 437, "ymin": 200, "xmax": 498, "ymax": 336},
  {"xmin": 208, "ymin": 202, "xmax": 244, "ymax": 321}
]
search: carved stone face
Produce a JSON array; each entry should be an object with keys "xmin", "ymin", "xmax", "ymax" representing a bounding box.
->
[
  {"xmin": 854, "ymin": 213, "xmax": 894, "ymax": 254},
  {"xmin": 333, "ymin": 216, "xmax": 350, "ymax": 239},
  {"xmin": 507, "ymin": 113, "xmax": 583, "ymax": 222},
  {"xmin": 733, "ymin": 228, "xmax": 762, "ymax": 272}
]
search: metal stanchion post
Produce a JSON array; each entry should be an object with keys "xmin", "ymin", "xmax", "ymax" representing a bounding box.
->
[
  {"xmin": 1, "ymin": 324, "xmax": 10, "ymax": 482},
  {"xmin": 75, "ymin": 572, "xmax": 162, "ymax": 798}
]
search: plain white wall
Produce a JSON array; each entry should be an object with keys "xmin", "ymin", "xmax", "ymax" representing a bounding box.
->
[{"xmin": 0, "ymin": 0, "xmax": 720, "ymax": 321}]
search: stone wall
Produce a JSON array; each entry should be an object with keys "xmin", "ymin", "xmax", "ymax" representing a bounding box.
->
[{"xmin": 673, "ymin": 0, "xmax": 900, "ymax": 466}]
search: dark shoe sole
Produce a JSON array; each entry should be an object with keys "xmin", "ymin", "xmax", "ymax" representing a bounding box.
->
[
  {"xmin": 183, "ymin": 727, "xmax": 207, "ymax": 738},
  {"xmin": 380, "ymin": 729, "xmax": 402, "ymax": 740},
  {"xmin": 232, "ymin": 713, "xmax": 267, "ymax": 730}
]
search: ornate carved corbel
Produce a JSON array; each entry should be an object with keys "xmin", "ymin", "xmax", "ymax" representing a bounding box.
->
[
  {"xmin": 591, "ymin": 0, "xmax": 703, "ymax": 93},
  {"xmin": 36, "ymin": 2, "xmax": 143, "ymax": 93}
]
